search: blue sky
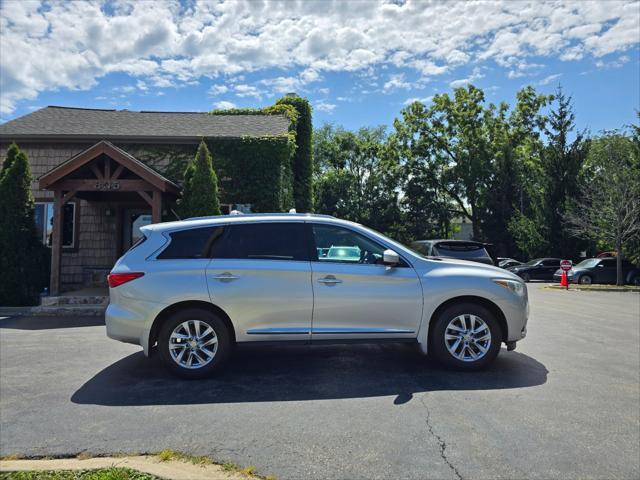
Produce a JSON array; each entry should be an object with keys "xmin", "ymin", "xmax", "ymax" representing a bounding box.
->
[{"xmin": 1, "ymin": 0, "xmax": 639, "ymax": 133}]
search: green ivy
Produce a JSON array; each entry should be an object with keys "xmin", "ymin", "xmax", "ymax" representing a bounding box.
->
[{"xmin": 276, "ymin": 96, "xmax": 314, "ymax": 212}]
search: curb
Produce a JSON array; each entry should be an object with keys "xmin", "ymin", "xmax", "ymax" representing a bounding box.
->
[
  {"xmin": 545, "ymin": 284, "xmax": 640, "ymax": 293},
  {"xmin": 0, "ymin": 456, "xmax": 251, "ymax": 480}
]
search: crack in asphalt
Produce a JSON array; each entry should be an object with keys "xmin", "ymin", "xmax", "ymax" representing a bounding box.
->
[{"xmin": 420, "ymin": 397, "xmax": 464, "ymax": 480}]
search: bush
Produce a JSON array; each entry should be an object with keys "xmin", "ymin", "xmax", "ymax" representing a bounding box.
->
[
  {"xmin": 0, "ymin": 143, "xmax": 50, "ymax": 305},
  {"xmin": 176, "ymin": 140, "xmax": 221, "ymax": 218}
]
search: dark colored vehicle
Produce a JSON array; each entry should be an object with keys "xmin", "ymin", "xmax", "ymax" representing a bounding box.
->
[
  {"xmin": 410, "ymin": 240, "xmax": 494, "ymax": 265},
  {"xmin": 499, "ymin": 258, "xmax": 523, "ymax": 269},
  {"xmin": 507, "ymin": 258, "xmax": 561, "ymax": 282},
  {"xmin": 553, "ymin": 257, "xmax": 640, "ymax": 285}
]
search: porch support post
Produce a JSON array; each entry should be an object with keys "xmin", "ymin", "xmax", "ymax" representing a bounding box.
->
[
  {"xmin": 152, "ymin": 190, "xmax": 162, "ymax": 224},
  {"xmin": 50, "ymin": 190, "xmax": 63, "ymax": 296}
]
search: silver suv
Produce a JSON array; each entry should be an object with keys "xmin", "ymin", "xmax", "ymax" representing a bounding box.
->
[{"xmin": 106, "ymin": 214, "xmax": 528, "ymax": 378}]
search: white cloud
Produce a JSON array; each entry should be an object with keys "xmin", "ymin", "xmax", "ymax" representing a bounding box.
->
[
  {"xmin": 595, "ymin": 55, "xmax": 630, "ymax": 69},
  {"xmin": 315, "ymin": 102, "xmax": 336, "ymax": 113},
  {"xmin": 213, "ymin": 100, "xmax": 236, "ymax": 110},
  {"xmin": 537, "ymin": 73, "xmax": 563, "ymax": 86},
  {"xmin": 403, "ymin": 95, "xmax": 434, "ymax": 106},
  {"xmin": 450, "ymin": 67, "xmax": 484, "ymax": 88},
  {"xmin": 383, "ymin": 73, "xmax": 411, "ymax": 93},
  {"xmin": 234, "ymin": 84, "xmax": 265, "ymax": 100},
  {"xmin": 0, "ymin": 0, "xmax": 638, "ymax": 114},
  {"xmin": 208, "ymin": 84, "xmax": 229, "ymax": 95}
]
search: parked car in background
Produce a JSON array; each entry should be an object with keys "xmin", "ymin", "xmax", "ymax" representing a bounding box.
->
[
  {"xmin": 106, "ymin": 214, "xmax": 529, "ymax": 377},
  {"xmin": 507, "ymin": 258, "xmax": 561, "ymax": 282},
  {"xmin": 410, "ymin": 240, "xmax": 494, "ymax": 265},
  {"xmin": 553, "ymin": 257, "xmax": 640, "ymax": 285},
  {"xmin": 499, "ymin": 258, "xmax": 523, "ymax": 269}
]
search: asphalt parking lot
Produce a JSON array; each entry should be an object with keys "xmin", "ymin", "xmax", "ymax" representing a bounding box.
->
[{"xmin": 1, "ymin": 283, "xmax": 639, "ymax": 480}]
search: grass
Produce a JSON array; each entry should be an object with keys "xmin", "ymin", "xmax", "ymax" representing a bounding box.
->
[
  {"xmin": 0, "ymin": 468, "xmax": 160, "ymax": 480},
  {"xmin": 156, "ymin": 450, "xmax": 270, "ymax": 478},
  {"xmin": 1, "ymin": 450, "xmax": 274, "ymax": 480}
]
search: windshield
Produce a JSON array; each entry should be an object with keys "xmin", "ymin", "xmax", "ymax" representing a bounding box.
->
[
  {"xmin": 523, "ymin": 258, "xmax": 542, "ymax": 266},
  {"xmin": 575, "ymin": 258, "xmax": 599, "ymax": 268}
]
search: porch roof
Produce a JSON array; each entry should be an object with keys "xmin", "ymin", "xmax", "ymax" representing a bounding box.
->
[{"xmin": 38, "ymin": 140, "xmax": 180, "ymax": 194}]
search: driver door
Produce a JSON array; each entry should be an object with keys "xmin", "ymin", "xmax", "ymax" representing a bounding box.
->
[{"xmin": 309, "ymin": 223, "xmax": 422, "ymax": 341}]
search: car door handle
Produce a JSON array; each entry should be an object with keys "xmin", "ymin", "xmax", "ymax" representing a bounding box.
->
[
  {"xmin": 318, "ymin": 275, "xmax": 342, "ymax": 285},
  {"xmin": 212, "ymin": 272, "xmax": 239, "ymax": 281}
]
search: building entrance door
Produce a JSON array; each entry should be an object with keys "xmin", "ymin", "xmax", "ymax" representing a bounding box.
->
[{"xmin": 122, "ymin": 209, "xmax": 152, "ymax": 251}]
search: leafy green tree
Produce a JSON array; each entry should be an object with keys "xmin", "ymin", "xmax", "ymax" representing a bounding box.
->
[
  {"xmin": 565, "ymin": 132, "xmax": 640, "ymax": 285},
  {"xmin": 177, "ymin": 140, "xmax": 221, "ymax": 218},
  {"xmin": 539, "ymin": 88, "xmax": 590, "ymax": 259},
  {"xmin": 0, "ymin": 143, "xmax": 50, "ymax": 305},
  {"xmin": 314, "ymin": 125, "xmax": 402, "ymax": 236},
  {"xmin": 392, "ymin": 85, "xmax": 549, "ymax": 255}
]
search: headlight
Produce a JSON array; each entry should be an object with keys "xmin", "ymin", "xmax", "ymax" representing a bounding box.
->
[{"xmin": 493, "ymin": 279, "xmax": 526, "ymax": 297}]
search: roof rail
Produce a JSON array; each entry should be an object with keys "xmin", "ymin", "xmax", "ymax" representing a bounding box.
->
[{"xmin": 185, "ymin": 213, "xmax": 335, "ymax": 221}]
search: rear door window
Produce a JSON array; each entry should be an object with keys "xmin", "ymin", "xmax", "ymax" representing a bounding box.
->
[
  {"xmin": 158, "ymin": 226, "xmax": 223, "ymax": 259},
  {"xmin": 212, "ymin": 222, "xmax": 310, "ymax": 261}
]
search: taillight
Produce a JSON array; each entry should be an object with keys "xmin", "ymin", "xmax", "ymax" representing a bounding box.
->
[{"xmin": 107, "ymin": 272, "xmax": 144, "ymax": 288}]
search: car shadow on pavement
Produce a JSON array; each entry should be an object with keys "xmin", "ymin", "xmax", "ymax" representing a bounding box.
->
[
  {"xmin": 71, "ymin": 344, "xmax": 548, "ymax": 406},
  {"xmin": 0, "ymin": 316, "xmax": 104, "ymax": 330}
]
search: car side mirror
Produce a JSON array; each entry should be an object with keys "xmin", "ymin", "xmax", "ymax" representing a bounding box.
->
[{"xmin": 383, "ymin": 249, "xmax": 400, "ymax": 266}]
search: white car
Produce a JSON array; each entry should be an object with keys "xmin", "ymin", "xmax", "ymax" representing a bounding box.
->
[{"xmin": 106, "ymin": 214, "xmax": 529, "ymax": 378}]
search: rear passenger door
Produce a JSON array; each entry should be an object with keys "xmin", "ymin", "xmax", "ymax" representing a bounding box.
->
[{"xmin": 206, "ymin": 222, "xmax": 313, "ymax": 342}]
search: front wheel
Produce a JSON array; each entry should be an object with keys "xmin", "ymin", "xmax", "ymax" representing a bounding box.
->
[
  {"xmin": 158, "ymin": 308, "xmax": 232, "ymax": 379},
  {"xmin": 430, "ymin": 303, "xmax": 502, "ymax": 370},
  {"xmin": 521, "ymin": 272, "xmax": 531, "ymax": 282}
]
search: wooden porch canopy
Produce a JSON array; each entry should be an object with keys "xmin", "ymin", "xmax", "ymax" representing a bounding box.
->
[{"xmin": 39, "ymin": 140, "xmax": 180, "ymax": 295}]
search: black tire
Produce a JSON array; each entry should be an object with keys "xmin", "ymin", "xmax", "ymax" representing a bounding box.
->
[
  {"xmin": 521, "ymin": 272, "xmax": 531, "ymax": 282},
  {"xmin": 430, "ymin": 302, "xmax": 502, "ymax": 370},
  {"xmin": 630, "ymin": 276, "xmax": 640, "ymax": 286},
  {"xmin": 158, "ymin": 308, "xmax": 232, "ymax": 379},
  {"xmin": 578, "ymin": 274, "xmax": 592, "ymax": 285}
]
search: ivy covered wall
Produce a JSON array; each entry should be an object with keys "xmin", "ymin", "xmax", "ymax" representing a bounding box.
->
[
  {"xmin": 124, "ymin": 133, "xmax": 295, "ymax": 215},
  {"xmin": 119, "ymin": 96, "xmax": 312, "ymax": 216}
]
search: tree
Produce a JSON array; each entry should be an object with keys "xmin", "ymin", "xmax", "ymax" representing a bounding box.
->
[
  {"xmin": 539, "ymin": 87, "xmax": 589, "ymax": 259},
  {"xmin": 314, "ymin": 125, "xmax": 402, "ymax": 236},
  {"xmin": 392, "ymin": 85, "xmax": 549, "ymax": 254},
  {"xmin": 177, "ymin": 140, "xmax": 221, "ymax": 218},
  {"xmin": 0, "ymin": 143, "xmax": 50, "ymax": 305},
  {"xmin": 565, "ymin": 132, "xmax": 640, "ymax": 285}
]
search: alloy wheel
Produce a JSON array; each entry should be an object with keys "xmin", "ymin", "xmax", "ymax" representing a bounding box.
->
[
  {"xmin": 169, "ymin": 319, "xmax": 218, "ymax": 369},
  {"xmin": 444, "ymin": 314, "xmax": 492, "ymax": 362},
  {"xmin": 579, "ymin": 275, "xmax": 592, "ymax": 285}
]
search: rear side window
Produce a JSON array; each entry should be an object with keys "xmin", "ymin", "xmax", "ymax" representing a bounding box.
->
[
  {"xmin": 541, "ymin": 259, "xmax": 560, "ymax": 266},
  {"xmin": 157, "ymin": 227, "xmax": 222, "ymax": 259},
  {"xmin": 212, "ymin": 223, "xmax": 309, "ymax": 261},
  {"xmin": 600, "ymin": 259, "xmax": 616, "ymax": 267},
  {"xmin": 434, "ymin": 243, "xmax": 489, "ymax": 259}
]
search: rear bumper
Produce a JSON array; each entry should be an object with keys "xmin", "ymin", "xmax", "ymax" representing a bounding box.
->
[{"xmin": 105, "ymin": 297, "xmax": 166, "ymax": 356}]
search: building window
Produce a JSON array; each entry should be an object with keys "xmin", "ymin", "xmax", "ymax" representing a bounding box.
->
[{"xmin": 34, "ymin": 202, "xmax": 76, "ymax": 248}]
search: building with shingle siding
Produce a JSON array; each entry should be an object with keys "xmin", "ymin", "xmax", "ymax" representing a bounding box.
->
[{"xmin": 0, "ymin": 106, "xmax": 296, "ymax": 293}]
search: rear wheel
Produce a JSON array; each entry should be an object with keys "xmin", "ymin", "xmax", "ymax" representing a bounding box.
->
[
  {"xmin": 579, "ymin": 275, "xmax": 592, "ymax": 285},
  {"xmin": 158, "ymin": 308, "xmax": 232, "ymax": 379},
  {"xmin": 430, "ymin": 302, "xmax": 502, "ymax": 370}
]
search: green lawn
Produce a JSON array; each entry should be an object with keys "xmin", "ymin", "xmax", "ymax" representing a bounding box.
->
[{"xmin": 0, "ymin": 468, "xmax": 161, "ymax": 480}]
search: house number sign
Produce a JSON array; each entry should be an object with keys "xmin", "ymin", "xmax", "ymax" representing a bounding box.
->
[{"xmin": 95, "ymin": 181, "xmax": 120, "ymax": 190}]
